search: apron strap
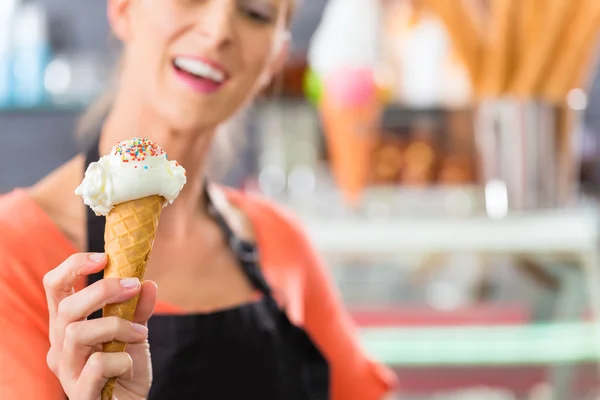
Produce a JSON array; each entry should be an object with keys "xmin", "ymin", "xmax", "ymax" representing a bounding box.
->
[
  {"xmin": 203, "ymin": 185, "xmax": 274, "ymax": 298},
  {"xmin": 84, "ymin": 138, "xmax": 105, "ymax": 320}
]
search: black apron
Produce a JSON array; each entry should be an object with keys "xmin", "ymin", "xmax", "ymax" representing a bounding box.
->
[{"xmin": 84, "ymin": 141, "xmax": 330, "ymax": 399}]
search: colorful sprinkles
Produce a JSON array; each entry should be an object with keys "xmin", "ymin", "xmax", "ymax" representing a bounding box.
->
[{"xmin": 112, "ymin": 138, "xmax": 165, "ymax": 163}]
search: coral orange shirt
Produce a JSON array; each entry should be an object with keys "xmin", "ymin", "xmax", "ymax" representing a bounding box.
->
[{"xmin": 0, "ymin": 188, "xmax": 398, "ymax": 399}]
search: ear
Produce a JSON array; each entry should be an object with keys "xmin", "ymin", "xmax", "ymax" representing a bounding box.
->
[
  {"xmin": 107, "ymin": 0, "xmax": 133, "ymax": 42},
  {"xmin": 258, "ymin": 31, "xmax": 291, "ymax": 89},
  {"xmin": 271, "ymin": 30, "xmax": 291, "ymax": 76}
]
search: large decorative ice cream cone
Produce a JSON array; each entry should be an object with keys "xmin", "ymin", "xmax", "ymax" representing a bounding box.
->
[
  {"xmin": 319, "ymin": 69, "xmax": 382, "ymax": 207},
  {"xmin": 75, "ymin": 138, "xmax": 186, "ymax": 400},
  {"xmin": 307, "ymin": 0, "xmax": 383, "ymax": 206}
]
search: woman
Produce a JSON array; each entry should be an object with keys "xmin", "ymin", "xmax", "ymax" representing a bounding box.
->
[{"xmin": 0, "ymin": 0, "xmax": 398, "ymax": 398}]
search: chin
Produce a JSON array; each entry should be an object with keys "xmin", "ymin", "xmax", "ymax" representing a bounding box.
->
[
  {"xmin": 151, "ymin": 76, "xmax": 252, "ymax": 135},
  {"xmin": 160, "ymin": 101, "xmax": 227, "ymax": 135}
]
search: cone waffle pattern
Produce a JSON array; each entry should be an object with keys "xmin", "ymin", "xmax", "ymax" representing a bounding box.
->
[{"xmin": 101, "ymin": 195, "xmax": 164, "ymax": 400}]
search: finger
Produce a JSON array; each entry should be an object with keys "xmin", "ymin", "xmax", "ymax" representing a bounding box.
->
[
  {"xmin": 54, "ymin": 278, "xmax": 141, "ymax": 351},
  {"xmin": 75, "ymin": 352, "xmax": 134, "ymax": 400},
  {"xmin": 60, "ymin": 317, "xmax": 148, "ymax": 382},
  {"xmin": 45, "ymin": 253, "xmax": 107, "ymax": 347},
  {"xmin": 132, "ymin": 281, "xmax": 158, "ymax": 326},
  {"xmin": 44, "ymin": 253, "xmax": 107, "ymax": 320}
]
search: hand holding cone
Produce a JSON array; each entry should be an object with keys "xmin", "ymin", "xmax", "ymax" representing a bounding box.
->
[{"xmin": 76, "ymin": 138, "xmax": 186, "ymax": 399}]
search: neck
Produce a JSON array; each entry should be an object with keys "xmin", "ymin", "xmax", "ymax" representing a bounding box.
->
[{"xmin": 99, "ymin": 86, "xmax": 216, "ymax": 236}]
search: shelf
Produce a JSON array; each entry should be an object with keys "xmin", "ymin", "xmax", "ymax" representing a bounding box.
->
[
  {"xmin": 301, "ymin": 208, "xmax": 600, "ymax": 256},
  {"xmin": 360, "ymin": 322, "xmax": 600, "ymax": 366}
]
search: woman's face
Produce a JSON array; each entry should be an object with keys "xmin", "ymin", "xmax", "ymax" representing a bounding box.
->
[{"xmin": 110, "ymin": 0, "xmax": 289, "ymax": 132}]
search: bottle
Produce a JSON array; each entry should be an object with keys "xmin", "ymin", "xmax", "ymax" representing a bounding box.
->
[
  {"xmin": 11, "ymin": 1, "xmax": 52, "ymax": 107},
  {"xmin": 0, "ymin": 0, "xmax": 18, "ymax": 108}
]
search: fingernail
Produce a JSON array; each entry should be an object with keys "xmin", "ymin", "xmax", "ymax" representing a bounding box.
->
[
  {"xmin": 131, "ymin": 322, "xmax": 148, "ymax": 335},
  {"xmin": 88, "ymin": 253, "xmax": 106, "ymax": 262},
  {"xmin": 120, "ymin": 278, "xmax": 140, "ymax": 289}
]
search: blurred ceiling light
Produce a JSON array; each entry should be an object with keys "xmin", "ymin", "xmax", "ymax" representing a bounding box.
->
[
  {"xmin": 567, "ymin": 88, "xmax": 588, "ymax": 111},
  {"xmin": 258, "ymin": 165, "xmax": 286, "ymax": 196},
  {"xmin": 288, "ymin": 165, "xmax": 316, "ymax": 197},
  {"xmin": 44, "ymin": 58, "xmax": 71, "ymax": 95},
  {"xmin": 485, "ymin": 180, "xmax": 508, "ymax": 219}
]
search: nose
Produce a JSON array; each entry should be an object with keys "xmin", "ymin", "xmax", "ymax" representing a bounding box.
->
[{"xmin": 196, "ymin": 2, "xmax": 236, "ymax": 48}]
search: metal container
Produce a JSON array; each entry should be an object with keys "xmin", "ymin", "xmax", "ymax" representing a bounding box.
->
[{"xmin": 474, "ymin": 98, "xmax": 583, "ymax": 216}]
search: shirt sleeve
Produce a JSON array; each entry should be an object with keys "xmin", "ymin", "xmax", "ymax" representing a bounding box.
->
[
  {"xmin": 0, "ymin": 229, "xmax": 65, "ymax": 400},
  {"xmin": 295, "ymin": 226, "xmax": 399, "ymax": 399}
]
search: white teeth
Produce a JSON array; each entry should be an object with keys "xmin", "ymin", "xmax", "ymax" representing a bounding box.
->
[{"xmin": 174, "ymin": 58, "xmax": 225, "ymax": 83}]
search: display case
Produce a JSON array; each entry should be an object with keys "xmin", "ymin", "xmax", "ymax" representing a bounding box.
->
[{"xmin": 274, "ymin": 186, "xmax": 600, "ymax": 399}]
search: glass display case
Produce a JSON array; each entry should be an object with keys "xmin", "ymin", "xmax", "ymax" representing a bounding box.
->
[{"xmin": 272, "ymin": 184, "xmax": 600, "ymax": 400}]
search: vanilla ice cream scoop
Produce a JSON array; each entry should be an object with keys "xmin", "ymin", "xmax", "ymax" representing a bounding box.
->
[{"xmin": 75, "ymin": 137, "xmax": 187, "ymax": 216}]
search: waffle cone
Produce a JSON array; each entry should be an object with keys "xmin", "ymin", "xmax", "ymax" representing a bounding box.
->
[
  {"xmin": 100, "ymin": 195, "xmax": 164, "ymax": 400},
  {"xmin": 319, "ymin": 94, "xmax": 381, "ymax": 207}
]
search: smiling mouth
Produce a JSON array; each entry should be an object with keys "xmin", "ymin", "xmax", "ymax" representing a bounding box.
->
[{"xmin": 172, "ymin": 57, "xmax": 227, "ymax": 84}]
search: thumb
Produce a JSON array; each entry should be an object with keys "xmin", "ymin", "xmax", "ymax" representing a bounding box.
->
[{"xmin": 133, "ymin": 280, "xmax": 158, "ymax": 326}]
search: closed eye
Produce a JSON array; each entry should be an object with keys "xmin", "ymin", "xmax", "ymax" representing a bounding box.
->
[{"xmin": 242, "ymin": 8, "xmax": 274, "ymax": 23}]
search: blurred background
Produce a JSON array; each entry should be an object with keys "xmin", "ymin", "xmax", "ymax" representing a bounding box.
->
[{"xmin": 3, "ymin": 0, "xmax": 600, "ymax": 399}]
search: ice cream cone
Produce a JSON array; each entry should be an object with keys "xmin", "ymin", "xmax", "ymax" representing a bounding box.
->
[
  {"xmin": 76, "ymin": 138, "xmax": 186, "ymax": 400},
  {"xmin": 101, "ymin": 194, "xmax": 164, "ymax": 400},
  {"xmin": 319, "ymin": 93, "xmax": 381, "ymax": 207}
]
